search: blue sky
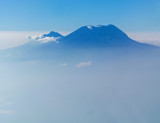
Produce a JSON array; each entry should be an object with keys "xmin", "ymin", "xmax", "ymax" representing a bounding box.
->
[{"xmin": 0, "ymin": 0, "xmax": 159, "ymax": 31}]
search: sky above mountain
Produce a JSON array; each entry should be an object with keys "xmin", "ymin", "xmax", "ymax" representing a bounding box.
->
[{"xmin": 0, "ymin": 0, "xmax": 160, "ymax": 32}]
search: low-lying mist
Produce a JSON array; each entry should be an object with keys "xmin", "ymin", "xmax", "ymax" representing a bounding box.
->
[{"xmin": 0, "ymin": 48, "xmax": 160, "ymax": 123}]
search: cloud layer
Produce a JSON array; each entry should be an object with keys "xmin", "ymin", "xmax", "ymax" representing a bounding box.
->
[
  {"xmin": 76, "ymin": 61, "xmax": 92, "ymax": 68},
  {"xmin": 0, "ymin": 98, "xmax": 13, "ymax": 115},
  {"xmin": 0, "ymin": 109, "xmax": 13, "ymax": 115},
  {"xmin": 28, "ymin": 34, "xmax": 60, "ymax": 43},
  {"xmin": 128, "ymin": 32, "xmax": 160, "ymax": 46}
]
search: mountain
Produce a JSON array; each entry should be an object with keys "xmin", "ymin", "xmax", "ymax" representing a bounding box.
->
[
  {"xmin": 24, "ymin": 24, "xmax": 157, "ymax": 49},
  {"xmin": 42, "ymin": 31, "xmax": 63, "ymax": 38},
  {"xmin": 28, "ymin": 31, "xmax": 63, "ymax": 43},
  {"xmin": 1, "ymin": 24, "xmax": 158, "ymax": 61},
  {"xmin": 59, "ymin": 24, "xmax": 156, "ymax": 48}
]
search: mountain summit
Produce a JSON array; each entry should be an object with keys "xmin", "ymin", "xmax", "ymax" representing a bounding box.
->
[
  {"xmin": 59, "ymin": 24, "xmax": 155, "ymax": 48},
  {"xmin": 43, "ymin": 31, "xmax": 63, "ymax": 38}
]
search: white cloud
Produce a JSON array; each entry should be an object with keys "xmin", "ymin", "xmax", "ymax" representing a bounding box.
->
[
  {"xmin": 0, "ymin": 98, "xmax": 13, "ymax": 115},
  {"xmin": 87, "ymin": 26, "xmax": 93, "ymax": 29},
  {"xmin": 0, "ymin": 109, "xmax": 13, "ymax": 115},
  {"xmin": 28, "ymin": 35, "xmax": 60, "ymax": 44},
  {"xmin": 76, "ymin": 61, "xmax": 92, "ymax": 68},
  {"xmin": 0, "ymin": 31, "xmax": 48, "ymax": 50},
  {"xmin": 128, "ymin": 32, "xmax": 160, "ymax": 46},
  {"xmin": 24, "ymin": 60, "xmax": 41, "ymax": 65},
  {"xmin": 87, "ymin": 25, "xmax": 102, "ymax": 29},
  {"xmin": 0, "ymin": 31, "xmax": 70, "ymax": 50},
  {"xmin": 61, "ymin": 63, "xmax": 68, "ymax": 67}
]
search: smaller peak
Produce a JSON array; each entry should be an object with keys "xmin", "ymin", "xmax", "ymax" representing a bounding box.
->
[
  {"xmin": 108, "ymin": 24, "xmax": 115, "ymax": 26},
  {"xmin": 48, "ymin": 31, "xmax": 60, "ymax": 35},
  {"xmin": 106, "ymin": 24, "xmax": 118, "ymax": 28},
  {"xmin": 49, "ymin": 31, "xmax": 57, "ymax": 33},
  {"xmin": 43, "ymin": 31, "xmax": 63, "ymax": 38}
]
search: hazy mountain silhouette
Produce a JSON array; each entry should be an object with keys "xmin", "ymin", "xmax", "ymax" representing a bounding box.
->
[{"xmin": 1, "ymin": 24, "xmax": 158, "ymax": 61}]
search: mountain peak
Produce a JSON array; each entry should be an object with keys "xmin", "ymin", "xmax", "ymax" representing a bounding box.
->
[
  {"xmin": 107, "ymin": 24, "xmax": 117, "ymax": 27},
  {"xmin": 63, "ymin": 24, "xmax": 130, "ymax": 42},
  {"xmin": 60, "ymin": 24, "xmax": 155, "ymax": 48},
  {"xmin": 86, "ymin": 25, "xmax": 103, "ymax": 29},
  {"xmin": 84, "ymin": 24, "xmax": 118, "ymax": 30},
  {"xmin": 43, "ymin": 31, "xmax": 63, "ymax": 38}
]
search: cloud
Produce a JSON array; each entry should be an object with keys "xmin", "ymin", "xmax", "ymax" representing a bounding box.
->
[
  {"xmin": 28, "ymin": 34, "xmax": 60, "ymax": 43},
  {"xmin": 24, "ymin": 60, "xmax": 40, "ymax": 65},
  {"xmin": 76, "ymin": 61, "xmax": 92, "ymax": 68},
  {"xmin": 61, "ymin": 63, "xmax": 68, "ymax": 67},
  {"xmin": 0, "ymin": 98, "xmax": 13, "ymax": 115},
  {"xmin": 87, "ymin": 25, "xmax": 103, "ymax": 29},
  {"xmin": 128, "ymin": 32, "xmax": 160, "ymax": 46},
  {"xmin": 0, "ymin": 109, "xmax": 13, "ymax": 115},
  {"xmin": 0, "ymin": 31, "xmax": 70, "ymax": 50},
  {"xmin": 0, "ymin": 31, "xmax": 51, "ymax": 50}
]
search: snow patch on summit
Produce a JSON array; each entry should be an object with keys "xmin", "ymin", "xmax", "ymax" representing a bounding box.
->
[
  {"xmin": 87, "ymin": 25, "xmax": 103, "ymax": 29},
  {"xmin": 94, "ymin": 25, "xmax": 103, "ymax": 28},
  {"xmin": 87, "ymin": 26, "xmax": 93, "ymax": 29}
]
